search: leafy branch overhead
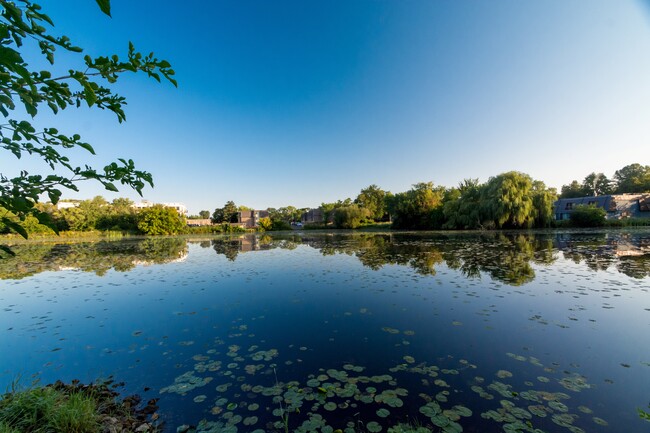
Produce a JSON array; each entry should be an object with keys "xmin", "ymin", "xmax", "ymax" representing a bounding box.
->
[{"xmin": 0, "ymin": 0, "xmax": 176, "ymax": 246}]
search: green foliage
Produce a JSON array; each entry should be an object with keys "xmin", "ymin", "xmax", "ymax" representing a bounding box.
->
[
  {"xmin": 257, "ymin": 216, "xmax": 273, "ymax": 231},
  {"xmin": 320, "ymin": 199, "xmax": 352, "ymax": 224},
  {"xmin": 0, "ymin": 379, "xmax": 161, "ymax": 433},
  {"xmin": 0, "ymin": 385, "xmax": 99, "ymax": 433},
  {"xmin": 443, "ymin": 179, "xmax": 484, "ymax": 229},
  {"xmin": 0, "ymin": 0, "xmax": 175, "ymax": 251},
  {"xmin": 560, "ymin": 180, "xmax": 586, "ymax": 199},
  {"xmin": 257, "ymin": 215, "xmax": 292, "ymax": 232},
  {"xmin": 267, "ymin": 206, "xmax": 305, "ymax": 224},
  {"xmin": 639, "ymin": 405, "xmax": 650, "ymax": 421},
  {"xmin": 614, "ymin": 163, "xmax": 650, "ymax": 193},
  {"xmin": 388, "ymin": 182, "xmax": 446, "ymax": 229},
  {"xmin": 333, "ymin": 204, "xmax": 369, "ymax": 229},
  {"xmin": 355, "ymin": 184, "xmax": 390, "ymax": 221},
  {"xmin": 569, "ymin": 204, "xmax": 606, "ymax": 227},
  {"xmin": 531, "ymin": 181, "xmax": 557, "ymax": 228},
  {"xmin": 582, "ymin": 172, "xmax": 612, "ymax": 196},
  {"xmin": 212, "ymin": 201, "xmax": 238, "ymax": 224},
  {"xmin": 198, "ymin": 210, "xmax": 210, "ymax": 219},
  {"xmin": 136, "ymin": 205, "xmax": 186, "ymax": 235},
  {"xmin": 482, "ymin": 171, "xmax": 536, "ymax": 229}
]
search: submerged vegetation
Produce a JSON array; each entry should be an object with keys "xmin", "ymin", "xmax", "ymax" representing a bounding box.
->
[{"xmin": 0, "ymin": 379, "xmax": 161, "ymax": 433}]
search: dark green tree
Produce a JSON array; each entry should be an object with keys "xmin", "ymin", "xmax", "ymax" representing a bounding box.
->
[
  {"xmin": 199, "ymin": 210, "xmax": 210, "ymax": 219},
  {"xmin": 613, "ymin": 163, "xmax": 650, "ymax": 193},
  {"xmin": 569, "ymin": 204, "xmax": 606, "ymax": 227},
  {"xmin": 388, "ymin": 182, "xmax": 446, "ymax": 229},
  {"xmin": 443, "ymin": 179, "xmax": 485, "ymax": 229},
  {"xmin": 0, "ymin": 0, "xmax": 176, "ymax": 256},
  {"xmin": 560, "ymin": 180, "xmax": 587, "ymax": 199},
  {"xmin": 212, "ymin": 201, "xmax": 238, "ymax": 224},
  {"xmin": 581, "ymin": 172, "xmax": 612, "ymax": 196}
]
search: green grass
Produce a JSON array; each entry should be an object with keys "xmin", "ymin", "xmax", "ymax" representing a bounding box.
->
[
  {"xmin": 0, "ymin": 380, "xmax": 160, "ymax": 433},
  {"xmin": 0, "ymin": 386, "xmax": 100, "ymax": 433}
]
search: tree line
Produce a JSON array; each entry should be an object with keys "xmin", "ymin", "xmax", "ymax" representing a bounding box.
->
[
  {"xmin": 559, "ymin": 163, "xmax": 650, "ymax": 198},
  {"xmin": 314, "ymin": 163, "xmax": 649, "ymax": 230},
  {"xmin": 2, "ymin": 163, "xmax": 648, "ymax": 240},
  {"xmin": 0, "ymin": 196, "xmax": 187, "ymax": 236}
]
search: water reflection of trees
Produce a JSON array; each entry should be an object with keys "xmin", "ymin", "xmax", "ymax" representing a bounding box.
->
[
  {"xmin": 207, "ymin": 232, "xmax": 650, "ymax": 284},
  {"xmin": 300, "ymin": 233, "xmax": 553, "ymax": 286},
  {"xmin": 4, "ymin": 231, "xmax": 649, "ymax": 282},
  {"xmin": 0, "ymin": 238, "xmax": 188, "ymax": 280}
]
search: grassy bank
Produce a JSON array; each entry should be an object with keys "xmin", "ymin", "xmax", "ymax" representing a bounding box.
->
[{"xmin": 0, "ymin": 380, "xmax": 160, "ymax": 433}]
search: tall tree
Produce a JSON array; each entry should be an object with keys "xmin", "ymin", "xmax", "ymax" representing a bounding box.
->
[
  {"xmin": 581, "ymin": 172, "xmax": 612, "ymax": 196},
  {"xmin": 388, "ymin": 182, "xmax": 446, "ymax": 229},
  {"xmin": 482, "ymin": 171, "xmax": 536, "ymax": 229},
  {"xmin": 560, "ymin": 180, "xmax": 586, "ymax": 199},
  {"xmin": 198, "ymin": 210, "xmax": 210, "ymax": 219},
  {"xmin": 0, "ymin": 0, "xmax": 176, "ymax": 256},
  {"xmin": 443, "ymin": 179, "xmax": 485, "ymax": 229},
  {"xmin": 212, "ymin": 201, "xmax": 238, "ymax": 224},
  {"xmin": 531, "ymin": 181, "xmax": 557, "ymax": 228},
  {"xmin": 613, "ymin": 163, "xmax": 650, "ymax": 193},
  {"xmin": 355, "ymin": 184, "xmax": 389, "ymax": 221}
]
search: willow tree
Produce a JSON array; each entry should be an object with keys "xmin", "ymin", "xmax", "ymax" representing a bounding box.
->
[{"xmin": 0, "ymin": 0, "xmax": 176, "ymax": 255}]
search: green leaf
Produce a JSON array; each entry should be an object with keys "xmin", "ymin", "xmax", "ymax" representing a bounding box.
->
[
  {"xmin": 103, "ymin": 182, "xmax": 119, "ymax": 192},
  {"xmin": 82, "ymin": 81, "xmax": 97, "ymax": 106},
  {"xmin": 2, "ymin": 219, "xmax": 29, "ymax": 239},
  {"xmin": 95, "ymin": 0, "xmax": 112, "ymax": 17},
  {"xmin": 78, "ymin": 142, "xmax": 96, "ymax": 155}
]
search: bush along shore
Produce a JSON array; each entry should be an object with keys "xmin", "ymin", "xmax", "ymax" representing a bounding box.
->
[{"xmin": 0, "ymin": 379, "xmax": 161, "ymax": 433}]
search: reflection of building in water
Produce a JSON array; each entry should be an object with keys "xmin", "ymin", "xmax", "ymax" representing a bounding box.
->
[
  {"xmin": 613, "ymin": 238, "xmax": 650, "ymax": 257},
  {"xmin": 133, "ymin": 249, "xmax": 189, "ymax": 265},
  {"xmin": 554, "ymin": 194, "xmax": 650, "ymax": 221}
]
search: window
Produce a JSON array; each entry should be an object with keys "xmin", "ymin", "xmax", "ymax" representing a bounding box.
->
[{"xmin": 565, "ymin": 203, "xmax": 573, "ymax": 210}]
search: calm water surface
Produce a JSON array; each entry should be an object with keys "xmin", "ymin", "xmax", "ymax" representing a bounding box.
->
[{"xmin": 1, "ymin": 231, "xmax": 649, "ymax": 433}]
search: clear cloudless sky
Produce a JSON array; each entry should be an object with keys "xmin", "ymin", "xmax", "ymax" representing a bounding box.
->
[{"xmin": 5, "ymin": 0, "xmax": 650, "ymax": 214}]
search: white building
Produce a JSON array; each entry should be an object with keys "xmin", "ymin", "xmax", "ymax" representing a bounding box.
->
[{"xmin": 133, "ymin": 200, "xmax": 188, "ymax": 215}]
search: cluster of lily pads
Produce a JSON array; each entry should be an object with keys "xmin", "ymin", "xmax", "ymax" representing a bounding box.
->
[{"xmin": 157, "ymin": 318, "xmax": 611, "ymax": 433}]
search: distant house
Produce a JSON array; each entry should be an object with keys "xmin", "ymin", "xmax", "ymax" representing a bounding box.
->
[
  {"xmin": 301, "ymin": 208, "xmax": 324, "ymax": 224},
  {"xmin": 554, "ymin": 194, "xmax": 650, "ymax": 220},
  {"xmin": 237, "ymin": 210, "xmax": 269, "ymax": 229},
  {"xmin": 133, "ymin": 200, "xmax": 188, "ymax": 216},
  {"xmin": 56, "ymin": 201, "xmax": 80, "ymax": 210}
]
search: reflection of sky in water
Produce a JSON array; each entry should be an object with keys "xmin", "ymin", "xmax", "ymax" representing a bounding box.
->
[{"xmin": 0, "ymin": 233, "xmax": 649, "ymax": 432}]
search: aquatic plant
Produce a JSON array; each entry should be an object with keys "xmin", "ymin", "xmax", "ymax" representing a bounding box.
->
[{"xmin": 273, "ymin": 368, "xmax": 290, "ymax": 433}]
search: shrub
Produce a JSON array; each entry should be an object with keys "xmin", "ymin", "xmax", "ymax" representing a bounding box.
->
[{"xmin": 569, "ymin": 205, "xmax": 606, "ymax": 227}]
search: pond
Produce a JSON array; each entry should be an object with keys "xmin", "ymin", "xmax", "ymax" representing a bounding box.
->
[{"xmin": 1, "ymin": 230, "xmax": 649, "ymax": 433}]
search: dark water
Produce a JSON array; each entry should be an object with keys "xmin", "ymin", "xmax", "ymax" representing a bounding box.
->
[{"xmin": 1, "ymin": 231, "xmax": 649, "ymax": 433}]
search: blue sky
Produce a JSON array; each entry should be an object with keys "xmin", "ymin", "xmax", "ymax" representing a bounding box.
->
[{"xmin": 6, "ymin": 0, "xmax": 650, "ymax": 213}]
